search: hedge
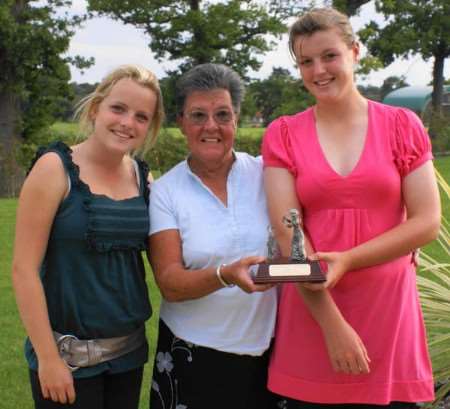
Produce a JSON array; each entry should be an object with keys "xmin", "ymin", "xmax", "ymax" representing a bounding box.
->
[{"xmin": 146, "ymin": 127, "xmax": 265, "ymax": 173}]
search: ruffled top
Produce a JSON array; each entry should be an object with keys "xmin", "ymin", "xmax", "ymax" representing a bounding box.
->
[
  {"xmin": 25, "ymin": 141, "xmax": 152, "ymax": 378},
  {"xmin": 262, "ymin": 100, "xmax": 434, "ymax": 404},
  {"xmin": 31, "ymin": 141, "xmax": 150, "ymax": 252}
]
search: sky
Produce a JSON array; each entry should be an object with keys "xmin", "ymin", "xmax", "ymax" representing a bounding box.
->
[{"xmin": 67, "ymin": 0, "xmax": 449, "ymax": 87}]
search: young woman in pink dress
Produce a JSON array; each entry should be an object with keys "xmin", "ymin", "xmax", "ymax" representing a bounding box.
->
[{"xmin": 262, "ymin": 7, "xmax": 441, "ymax": 408}]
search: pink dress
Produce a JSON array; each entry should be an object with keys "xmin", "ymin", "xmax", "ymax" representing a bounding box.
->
[{"xmin": 262, "ymin": 100, "xmax": 435, "ymax": 404}]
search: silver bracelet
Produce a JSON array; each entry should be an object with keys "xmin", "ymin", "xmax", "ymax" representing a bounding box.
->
[{"xmin": 216, "ymin": 264, "xmax": 234, "ymax": 288}]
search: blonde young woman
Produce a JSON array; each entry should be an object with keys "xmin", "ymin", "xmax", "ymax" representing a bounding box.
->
[
  {"xmin": 262, "ymin": 7, "xmax": 440, "ymax": 408},
  {"xmin": 12, "ymin": 65, "xmax": 164, "ymax": 409}
]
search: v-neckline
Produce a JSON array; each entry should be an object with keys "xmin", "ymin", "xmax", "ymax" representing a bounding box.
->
[{"xmin": 310, "ymin": 101, "xmax": 371, "ymax": 179}]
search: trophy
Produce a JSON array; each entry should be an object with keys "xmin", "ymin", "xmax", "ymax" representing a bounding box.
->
[{"xmin": 253, "ymin": 209, "xmax": 325, "ymax": 284}]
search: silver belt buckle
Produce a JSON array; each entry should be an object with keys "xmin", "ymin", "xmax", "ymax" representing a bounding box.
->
[{"xmin": 56, "ymin": 334, "xmax": 80, "ymax": 372}]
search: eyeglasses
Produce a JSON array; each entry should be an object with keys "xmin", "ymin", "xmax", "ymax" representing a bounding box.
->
[{"xmin": 184, "ymin": 109, "xmax": 235, "ymax": 125}]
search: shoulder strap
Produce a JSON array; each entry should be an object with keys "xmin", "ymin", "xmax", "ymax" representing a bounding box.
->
[{"xmin": 134, "ymin": 158, "xmax": 150, "ymax": 206}]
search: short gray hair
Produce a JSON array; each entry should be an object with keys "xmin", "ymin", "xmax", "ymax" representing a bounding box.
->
[{"xmin": 175, "ymin": 63, "xmax": 245, "ymax": 115}]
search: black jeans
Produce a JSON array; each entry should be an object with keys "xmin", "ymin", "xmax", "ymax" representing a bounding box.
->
[{"xmin": 29, "ymin": 367, "xmax": 143, "ymax": 409}]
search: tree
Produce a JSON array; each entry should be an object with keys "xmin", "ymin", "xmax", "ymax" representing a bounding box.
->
[
  {"xmin": 87, "ymin": 0, "xmax": 287, "ymax": 78},
  {"xmin": 246, "ymin": 67, "xmax": 313, "ymax": 126},
  {"xmin": 357, "ymin": 84, "xmax": 382, "ymax": 102},
  {"xmin": 379, "ymin": 75, "xmax": 409, "ymax": 101},
  {"xmin": 265, "ymin": 0, "xmax": 371, "ymax": 18},
  {"xmin": 358, "ymin": 0, "xmax": 450, "ymax": 115},
  {"xmin": 58, "ymin": 82, "xmax": 98, "ymax": 122},
  {"xmin": 332, "ymin": 0, "xmax": 371, "ymax": 16},
  {"xmin": 158, "ymin": 73, "xmax": 181, "ymax": 127},
  {"xmin": 0, "ymin": 0, "xmax": 92, "ymax": 197}
]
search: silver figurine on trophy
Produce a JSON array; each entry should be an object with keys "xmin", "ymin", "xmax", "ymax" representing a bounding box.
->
[{"xmin": 253, "ymin": 209, "xmax": 325, "ymax": 284}]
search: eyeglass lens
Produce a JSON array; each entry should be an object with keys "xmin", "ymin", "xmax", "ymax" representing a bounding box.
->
[{"xmin": 186, "ymin": 109, "xmax": 234, "ymax": 125}]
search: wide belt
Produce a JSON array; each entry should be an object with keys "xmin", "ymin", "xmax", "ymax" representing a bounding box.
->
[{"xmin": 53, "ymin": 326, "xmax": 145, "ymax": 371}]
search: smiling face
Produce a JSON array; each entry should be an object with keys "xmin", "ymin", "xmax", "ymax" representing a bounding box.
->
[
  {"xmin": 90, "ymin": 78, "xmax": 157, "ymax": 154},
  {"xmin": 293, "ymin": 28, "xmax": 359, "ymax": 104},
  {"xmin": 178, "ymin": 88, "xmax": 237, "ymax": 171}
]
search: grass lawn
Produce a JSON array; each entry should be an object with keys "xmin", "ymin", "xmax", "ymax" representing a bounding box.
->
[{"xmin": 1, "ymin": 155, "xmax": 449, "ymax": 408}]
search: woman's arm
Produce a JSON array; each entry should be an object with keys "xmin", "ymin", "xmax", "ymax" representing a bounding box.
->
[
  {"xmin": 264, "ymin": 167, "xmax": 370, "ymax": 375},
  {"xmin": 310, "ymin": 161, "xmax": 441, "ymax": 289},
  {"xmin": 148, "ymin": 230, "xmax": 271, "ymax": 302},
  {"xmin": 12, "ymin": 153, "xmax": 75, "ymax": 404}
]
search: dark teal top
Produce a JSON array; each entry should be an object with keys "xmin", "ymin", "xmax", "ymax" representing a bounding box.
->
[{"xmin": 25, "ymin": 142, "xmax": 152, "ymax": 378}]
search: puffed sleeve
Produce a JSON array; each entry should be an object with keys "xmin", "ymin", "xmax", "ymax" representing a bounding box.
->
[
  {"xmin": 148, "ymin": 178, "xmax": 178, "ymax": 236},
  {"xmin": 391, "ymin": 108, "xmax": 433, "ymax": 177},
  {"xmin": 261, "ymin": 117, "xmax": 297, "ymax": 176}
]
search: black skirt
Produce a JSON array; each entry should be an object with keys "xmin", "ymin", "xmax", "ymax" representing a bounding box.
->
[{"xmin": 149, "ymin": 319, "xmax": 279, "ymax": 409}]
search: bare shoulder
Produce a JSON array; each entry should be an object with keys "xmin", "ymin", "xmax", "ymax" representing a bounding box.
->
[
  {"xmin": 21, "ymin": 151, "xmax": 68, "ymax": 203},
  {"xmin": 29, "ymin": 151, "xmax": 66, "ymax": 177}
]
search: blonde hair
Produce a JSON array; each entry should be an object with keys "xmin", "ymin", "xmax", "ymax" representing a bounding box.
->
[
  {"xmin": 74, "ymin": 64, "xmax": 164, "ymax": 157},
  {"xmin": 289, "ymin": 7, "xmax": 355, "ymax": 59}
]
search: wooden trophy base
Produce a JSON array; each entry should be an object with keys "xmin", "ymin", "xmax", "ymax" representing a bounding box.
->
[{"xmin": 252, "ymin": 257, "xmax": 326, "ymax": 284}]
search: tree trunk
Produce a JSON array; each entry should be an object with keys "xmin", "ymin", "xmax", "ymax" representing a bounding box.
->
[
  {"xmin": 189, "ymin": 0, "xmax": 209, "ymax": 65},
  {"xmin": 427, "ymin": 52, "xmax": 447, "ymax": 139},
  {"xmin": 0, "ymin": 1, "xmax": 27, "ymax": 197},
  {"xmin": 0, "ymin": 90, "xmax": 25, "ymax": 197},
  {"xmin": 431, "ymin": 53, "xmax": 445, "ymax": 114}
]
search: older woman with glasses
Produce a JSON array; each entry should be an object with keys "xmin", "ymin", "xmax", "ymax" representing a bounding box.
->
[{"xmin": 148, "ymin": 63, "xmax": 277, "ymax": 409}]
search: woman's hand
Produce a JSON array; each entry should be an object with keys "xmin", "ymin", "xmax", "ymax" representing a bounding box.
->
[
  {"xmin": 321, "ymin": 318, "xmax": 371, "ymax": 375},
  {"xmin": 301, "ymin": 251, "xmax": 351, "ymax": 291},
  {"xmin": 221, "ymin": 256, "xmax": 274, "ymax": 293},
  {"xmin": 38, "ymin": 357, "xmax": 76, "ymax": 404}
]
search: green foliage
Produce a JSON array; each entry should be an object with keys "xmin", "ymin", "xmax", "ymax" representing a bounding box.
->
[
  {"xmin": 358, "ymin": 0, "xmax": 450, "ymax": 111},
  {"xmin": 419, "ymin": 169, "xmax": 450, "ymax": 408},
  {"xmin": 359, "ymin": 0, "xmax": 450, "ymax": 64},
  {"xmin": 57, "ymin": 82, "xmax": 98, "ymax": 122},
  {"xmin": 0, "ymin": 1, "xmax": 93, "ymax": 197},
  {"xmin": 16, "ymin": 123, "xmax": 80, "ymax": 170},
  {"xmin": 144, "ymin": 127, "xmax": 265, "ymax": 174},
  {"xmin": 87, "ymin": 0, "xmax": 286, "ymax": 78},
  {"xmin": 379, "ymin": 75, "xmax": 409, "ymax": 101},
  {"xmin": 429, "ymin": 113, "xmax": 450, "ymax": 153},
  {"xmin": 332, "ymin": 0, "xmax": 371, "ymax": 15},
  {"xmin": 0, "ymin": 0, "xmax": 92, "ymax": 138},
  {"xmin": 159, "ymin": 74, "xmax": 180, "ymax": 126},
  {"xmin": 355, "ymin": 54, "xmax": 385, "ymax": 77},
  {"xmin": 146, "ymin": 128, "xmax": 187, "ymax": 174},
  {"xmin": 246, "ymin": 67, "xmax": 314, "ymax": 126}
]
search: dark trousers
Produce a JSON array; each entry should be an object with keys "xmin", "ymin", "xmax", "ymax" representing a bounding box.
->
[
  {"xmin": 280, "ymin": 397, "xmax": 418, "ymax": 409},
  {"xmin": 29, "ymin": 367, "xmax": 143, "ymax": 409}
]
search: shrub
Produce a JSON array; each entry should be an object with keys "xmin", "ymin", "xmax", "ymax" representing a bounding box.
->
[
  {"xmin": 429, "ymin": 112, "xmax": 450, "ymax": 153},
  {"xmin": 145, "ymin": 128, "xmax": 264, "ymax": 174},
  {"xmin": 419, "ymin": 170, "xmax": 450, "ymax": 408}
]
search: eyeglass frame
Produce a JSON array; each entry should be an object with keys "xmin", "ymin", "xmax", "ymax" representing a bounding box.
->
[{"xmin": 181, "ymin": 108, "xmax": 237, "ymax": 126}]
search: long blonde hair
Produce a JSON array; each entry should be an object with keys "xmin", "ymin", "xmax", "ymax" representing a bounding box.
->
[{"xmin": 74, "ymin": 64, "xmax": 165, "ymax": 157}]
